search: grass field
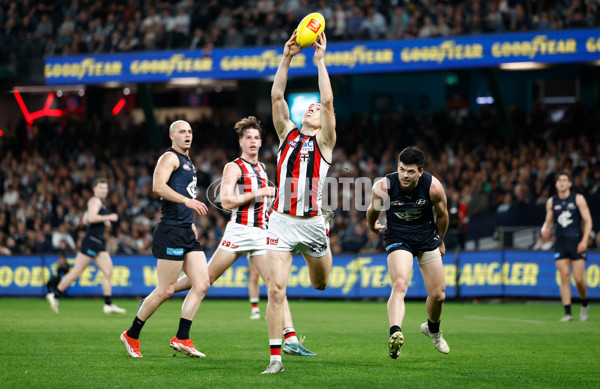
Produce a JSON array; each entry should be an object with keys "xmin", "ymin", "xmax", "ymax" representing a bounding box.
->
[{"xmin": 0, "ymin": 298, "xmax": 598, "ymax": 388}]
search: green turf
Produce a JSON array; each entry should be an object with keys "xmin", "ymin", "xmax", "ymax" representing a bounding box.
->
[{"xmin": 0, "ymin": 298, "xmax": 597, "ymax": 388}]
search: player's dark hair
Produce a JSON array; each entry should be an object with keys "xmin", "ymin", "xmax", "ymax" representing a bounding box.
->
[
  {"xmin": 398, "ymin": 146, "xmax": 425, "ymax": 169},
  {"xmin": 555, "ymin": 170, "xmax": 571, "ymax": 183},
  {"xmin": 92, "ymin": 177, "xmax": 108, "ymax": 188},
  {"xmin": 234, "ymin": 116, "xmax": 263, "ymax": 139}
]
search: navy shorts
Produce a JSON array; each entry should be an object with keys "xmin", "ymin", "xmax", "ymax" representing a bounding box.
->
[
  {"xmin": 554, "ymin": 236, "xmax": 586, "ymax": 261},
  {"xmin": 384, "ymin": 232, "xmax": 441, "ymax": 257},
  {"xmin": 80, "ymin": 235, "xmax": 106, "ymax": 257},
  {"xmin": 152, "ymin": 223, "xmax": 203, "ymax": 261}
]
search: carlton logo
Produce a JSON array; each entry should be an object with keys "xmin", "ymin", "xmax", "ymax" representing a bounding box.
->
[
  {"xmin": 307, "ymin": 19, "xmax": 321, "ymax": 33},
  {"xmin": 266, "ymin": 237, "xmax": 279, "ymax": 246}
]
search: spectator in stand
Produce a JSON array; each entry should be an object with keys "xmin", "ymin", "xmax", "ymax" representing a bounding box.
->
[
  {"xmin": 360, "ymin": 230, "xmax": 384, "ymax": 254},
  {"xmin": 387, "ymin": 7, "xmax": 405, "ymax": 39},
  {"xmin": 359, "ymin": 6, "xmax": 387, "ymax": 40},
  {"xmin": 52, "ymin": 223, "xmax": 76, "ymax": 252},
  {"xmin": 346, "ymin": 6, "xmax": 365, "ymax": 40},
  {"xmin": 419, "ymin": 15, "xmax": 437, "ymax": 38},
  {"xmin": 34, "ymin": 13, "xmax": 53, "ymax": 39},
  {"xmin": 331, "ymin": 3, "xmax": 347, "ymax": 41}
]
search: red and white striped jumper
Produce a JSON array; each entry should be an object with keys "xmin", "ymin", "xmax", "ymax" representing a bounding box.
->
[
  {"xmin": 273, "ymin": 128, "xmax": 330, "ymax": 217},
  {"xmin": 229, "ymin": 157, "xmax": 269, "ymax": 229}
]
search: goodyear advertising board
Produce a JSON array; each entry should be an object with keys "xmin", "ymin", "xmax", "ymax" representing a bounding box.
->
[
  {"xmin": 45, "ymin": 29, "xmax": 600, "ymax": 85},
  {"xmin": 1, "ymin": 252, "xmax": 599, "ymax": 299}
]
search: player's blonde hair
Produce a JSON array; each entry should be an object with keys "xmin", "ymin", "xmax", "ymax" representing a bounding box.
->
[{"xmin": 169, "ymin": 120, "xmax": 190, "ymax": 134}]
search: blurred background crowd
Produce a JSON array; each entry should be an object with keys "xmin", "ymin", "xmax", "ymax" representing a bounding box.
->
[
  {"xmin": 1, "ymin": 0, "xmax": 599, "ymax": 58},
  {"xmin": 1, "ymin": 95, "xmax": 599, "ymax": 257}
]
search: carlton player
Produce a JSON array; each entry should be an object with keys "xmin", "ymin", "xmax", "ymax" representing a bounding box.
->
[
  {"xmin": 121, "ymin": 120, "xmax": 209, "ymax": 358},
  {"xmin": 169, "ymin": 116, "xmax": 317, "ymax": 356},
  {"xmin": 367, "ymin": 146, "xmax": 450, "ymax": 359},
  {"xmin": 541, "ymin": 170, "xmax": 592, "ymax": 322},
  {"xmin": 261, "ymin": 30, "xmax": 335, "ymax": 374}
]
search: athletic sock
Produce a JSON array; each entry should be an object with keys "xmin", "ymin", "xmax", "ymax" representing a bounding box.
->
[
  {"xmin": 428, "ymin": 319, "xmax": 440, "ymax": 334},
  {"xmin": 127, "ymin": 316, "xmax": 145, "ymax": 339},
  {"xmin": 283, "ymin": 328, "xmax": 298, "ymax": 344},
  {"xmin": 250, "ymin": 298, "xmax": 259, "ymax": 313},
  {"xmin": 269, "ymin": 339, "xmax": 282, "ymax": 363},
  {"xmin": 390, "ymin": 325, "xmax": 401, "ymax": 336},
  {"xmin": 54, "ymin": 289, "xmax": 63, "ymax": 299},
  {"xmin": 104, "ymin": 296, "xmax": 113, "ymax": 305},
  {"xmin": 564, "ymin": 304, "xmax": 572, "ymax": 315},
  {"xmin": 582, "ymin": 299, "xmax": 588, "ymax": 308},
  {"xmin": 176, "ymin": 318, "xmax": 193, "ymax": 340}
]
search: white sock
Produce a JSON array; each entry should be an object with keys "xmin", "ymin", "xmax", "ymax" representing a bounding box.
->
[{"xmin": 283, "ymin": 328, "xmax": 298, "ymax": 344}]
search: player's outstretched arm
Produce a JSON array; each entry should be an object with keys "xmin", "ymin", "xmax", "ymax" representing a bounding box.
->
[
  {"xmin": 576, "ymin": 193, "xmax": 593, "ymax": 253},
  {"xmin": 540, "ymin": 197, "xmax": 554, "ymax": 240},
  {"xmin": 314, "ymin": 32, "xmax": 336, "ymax": 152},
  {"xmin": 272, "ymin": 30, "xmax": 301, "ymax": 142},
  {"xmin": 153, "ymin": 152, "xmax": 207, "ymax": 215}
]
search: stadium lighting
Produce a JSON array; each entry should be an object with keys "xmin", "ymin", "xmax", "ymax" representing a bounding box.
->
[
  {"xmin": 13, "ymin": 90, "xmax": 63, "ymax": 125},
  {"xmin": 499, "ymin": 62, "xmax": 548, "ymax": 70},
  {"xmin": 476, "ymin": 96, "xmax": 495, "ymax": 105},
  {"xmin": 112, "ymin": 98, "xmax": 127, "ymax": 116},
  {"xmin": 103, "ymin": 82, "xmax": 123, "ymax": 88},
  {"xmin": 168, "ymin": 77, "xmax": 203, "ymax": 86}
]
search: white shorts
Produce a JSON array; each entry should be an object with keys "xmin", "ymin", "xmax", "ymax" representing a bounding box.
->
[
  {"xmin": 266, "ymin": 211, "xmax": 329, "ymax": 258},
  {"xmin": 219, "ymin": 222, "xmax": 267, "ymax": 257}
]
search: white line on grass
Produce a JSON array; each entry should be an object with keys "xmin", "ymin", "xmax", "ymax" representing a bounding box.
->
[{"xmin": 464, "ymin": 315, "xmax": 544, "ymax": 324}]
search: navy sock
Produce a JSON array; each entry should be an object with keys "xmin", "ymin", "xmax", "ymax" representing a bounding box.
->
[
  {"xmin": 127, "ymin": 316, "xmax": 145, "ymax": 339},
  {"xmin": 564, "ymin": 305, "xmax": 572, "ymax": 315},
  {"xmin": 428, "ymin": 319, "xmax": 440, "ymax": 333},
  {"xmin": 582, "ymin": 299, "xmax": 588, "ymax": 308},
  {"xmin": 104, "ymin": 296, "xmax": 112, "ymax": 305},
  {"xmin": 176, "ymin": 318, "xmax": 193, "ymax": 340},
  {"xmin": 390, "ymin": 325, "xmax": 401, "ymax": 336}
]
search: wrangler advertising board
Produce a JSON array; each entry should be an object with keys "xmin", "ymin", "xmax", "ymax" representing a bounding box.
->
[{"xmin": 1, "ymin": 252, "xmax": 599, "ymax": 298}]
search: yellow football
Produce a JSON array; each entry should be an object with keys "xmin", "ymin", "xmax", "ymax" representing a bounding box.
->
[{"xmin": 296, "ymin": 12, "xmax": 325, "ymax": 48}]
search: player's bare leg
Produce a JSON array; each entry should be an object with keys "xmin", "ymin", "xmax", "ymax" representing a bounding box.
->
[
  {"xmin": 556, "ymin": 259, "xmax": 573, "ymax": 321},
  {"xmin": 572, "ymin": 260, "xmax": 589, "ymax": 321},
  {"xmin": 419, "ymin": 256, "xmax": 449, "ymax": 354},
  {"xmin": 386, "ymin": 250, "xmax": 413, "ymax": 358},
  {"xmin": 121, "ymin": 259, "xmax": 183, "ymax": 358},
  {"xmin": 170, "ymin": 251, "xmax": 210, "ymax": 358},
  {"xmin": 301, "ymin": 246, "xmax": 332, "ymax": 291},
  {"xmin": 95, "ymin": 252, "xmax": 126, "ymax": 314},
  {"xmin": 46, "ymin": 252, "xmax": 93, "ymax": 314},
  {"xmin": 263, "ymin": 250, "xmax": 293, "ymax": 373},
  {"xmin": 248, "ymin": 258, "xmax": 261, "ymax": 319}
]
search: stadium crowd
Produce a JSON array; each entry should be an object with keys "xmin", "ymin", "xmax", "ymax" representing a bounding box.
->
[
  {"xmin": 1, "ymin": 96, "xmax": 599, "ymax": 257},
  {"xmin": 0, "ymin": 0, "xmax": 599, "ymax": 58}
]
